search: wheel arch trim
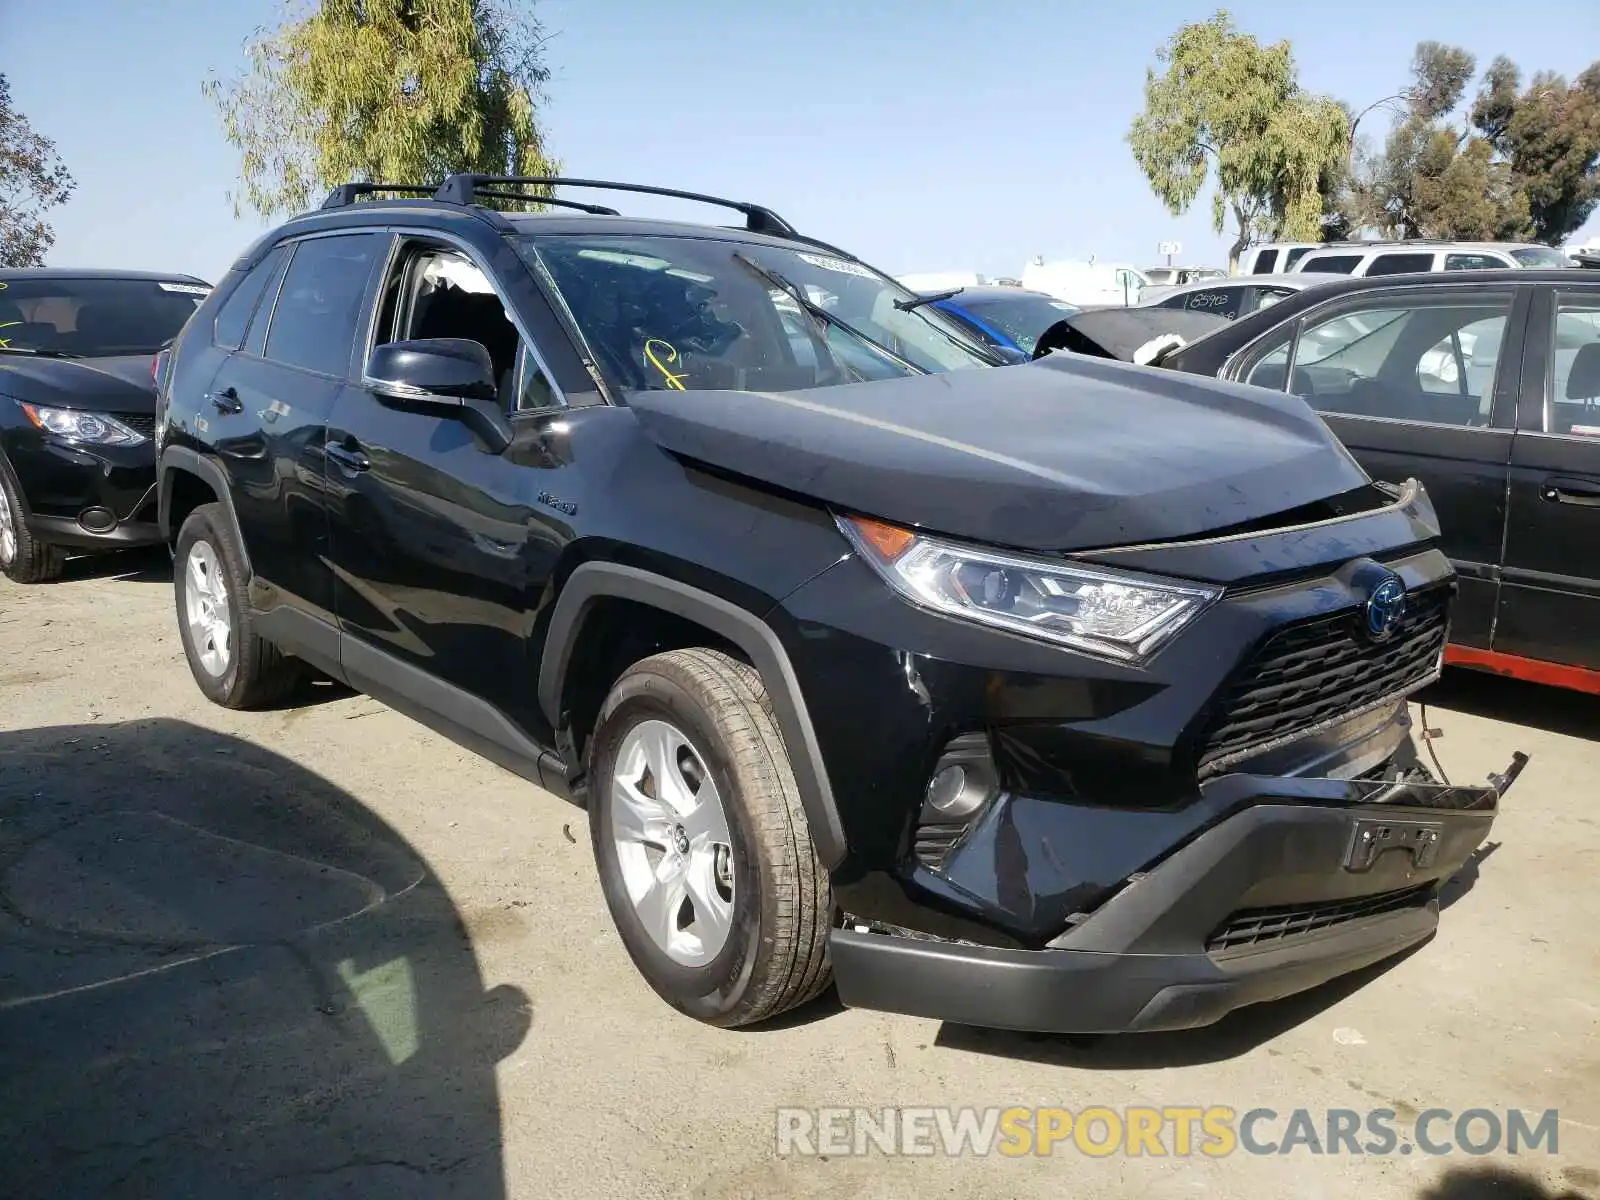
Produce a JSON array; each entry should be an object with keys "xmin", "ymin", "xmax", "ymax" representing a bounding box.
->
[
  {"xmin": 538, "ymin": 562, "xmax": 847, "ymax": 868},
  {"xmin": 158, "ymin": 446, "xmax": 250, "ymax": 576}
]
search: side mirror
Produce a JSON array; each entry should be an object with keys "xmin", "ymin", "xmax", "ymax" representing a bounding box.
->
[
  {"xmin": 363, "ymin": 338, "xmax": 497, "ymax": 403},
  {"xmin": 362, "ymin": 338, "xmax": 511, "ymax": 453}
]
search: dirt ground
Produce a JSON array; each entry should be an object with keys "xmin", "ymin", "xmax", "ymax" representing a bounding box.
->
[{"xmin": 1, "ymin": 547, "xmax": 1597, "ymax": 1199}]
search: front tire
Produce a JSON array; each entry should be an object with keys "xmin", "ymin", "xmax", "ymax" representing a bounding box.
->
[
  {"xmin": 174, "ymin": 503, "xmax": 299, "ymax": 708},
  {"xmin": 589, "ymin": 648, "xmax": 832, "ymax": 1026},
  {"xmin": 0, "ymin": 457, "xmax": 66, "ymax": 584}
]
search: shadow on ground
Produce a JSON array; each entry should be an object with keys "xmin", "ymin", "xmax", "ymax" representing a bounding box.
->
[
  {"xmin": 57, "ymin": 545, "xmax": 173, "ymax": 585},
  {"xmin": 935, "ymin": 942, "xmax": 1426, "ymax": 1069},
  {"xmin": 1420, "ymin": 668, "xmax": 1600, "ymax": 741},
  {"xmin": 0, "ymin": 719, "xmax": 528, "ymax": 1199},
  {"xmin": 1416, "ymin": 1164, "xmax": 1594, "ymax": 1199}
]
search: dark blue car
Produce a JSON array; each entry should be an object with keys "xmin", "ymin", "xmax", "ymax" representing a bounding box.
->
[{"xmin": 928, "ymin": 286, "xmax": 1078, "ymax": 360}]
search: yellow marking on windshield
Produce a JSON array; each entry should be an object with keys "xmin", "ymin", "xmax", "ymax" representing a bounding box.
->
[
  {"xmin": 0, "ymin": 280, "xmax": 13, "ymax": 349},
  {"xmin": 644, "ymin": 337, "xmax": 689, "ymax": 391}
]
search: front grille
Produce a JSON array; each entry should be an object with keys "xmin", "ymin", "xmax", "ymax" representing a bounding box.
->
[
  {"xmin": 1197, "ymin": 585, "xmax": 1449, "ymax": 776},
  {"xmin": 114, "ymin": 412, "xmax": 156, "ymax": 439},
  {"xmin": 1206, "ymin": 883, "xmax": 1435, "ymax": 953}
]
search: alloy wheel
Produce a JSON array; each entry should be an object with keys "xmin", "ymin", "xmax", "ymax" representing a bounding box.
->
[
  {"xmin": 183, "ymin": 540, "xmax": 232, "ymax": 676},
  {"xmin": 609, "ymin": 718, "xmax": 737, "ymax": 966}
]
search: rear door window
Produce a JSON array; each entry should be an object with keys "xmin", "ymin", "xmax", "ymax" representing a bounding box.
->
[
  {"xmin": 263, "ymin": 233, "xmax": 386, "ymax": 377},
  {"xmin": 1251, "ymin": 249, "xmax": 1279, "ymax": 274},
  {"xmin": 1366, "ymin": 253, "xmax": 1435, "ymax": 277},
  {"xmin": 1300, "ymin": 254, "xmax": 1362, "ymax": 275},
  {"xmin": 1290, "ymin": 293, "xmax": 1513, "ymax": 426}
]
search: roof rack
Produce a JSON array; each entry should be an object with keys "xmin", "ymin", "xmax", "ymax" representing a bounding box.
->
[
  {"xmin": 321, "ymin": 183, "xmax": 436, "ymax": 208},
  {"xmin": 433, "ymin": 175, "xmax": 799, "ymax": 237},
  {"xmin": 320, "ymin": 180, "xmax": 619, "ymax": 216}
]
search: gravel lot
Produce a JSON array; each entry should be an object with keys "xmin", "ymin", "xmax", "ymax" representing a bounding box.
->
[{"xmin": 1, "ymin": 547, "xmax": 1597, "ymax": 1199}]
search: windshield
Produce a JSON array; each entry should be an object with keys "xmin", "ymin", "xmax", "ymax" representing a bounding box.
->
[
  {"xmin": 954, "ymin": 294, "xmax": 1079, "ymax": 355},
  {"xmin": 1511, "ymin": 246, "xmax": 1575, "ymax": 268},
  {"xmin": 0, "ymin": 276, "xmax": 208, "ymax": 356},
  {"xmin": 518, "ymin": 235, "xmax": 994, "ymax": 394}
]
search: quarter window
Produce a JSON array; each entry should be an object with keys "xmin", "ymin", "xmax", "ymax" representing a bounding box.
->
[
  {"xmin": 1445, "ymin": 253, "xmax": 1508, "ymax": 271},
  {"xmin": 263, "ymin": 233, "xmax": 386, "ymax": 377},
  {"xmin": 214, "ymin": 247, "xmax": 285, "ymax": 350},
  {"xmin": 1251, "ymin": 249, "xmax": 1279, "ymax": 274}
]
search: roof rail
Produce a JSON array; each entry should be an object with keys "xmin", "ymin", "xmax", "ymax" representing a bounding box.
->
[
  {"xmin": 320, "ymin": 180, "xmax": 619, "ymax": 216},
  {"xmin": 433, "ymin": 175, "xmax": 799, "ymax": 236},
  {"xmin": 322, "ymin": 183, "xmax": 438, "ymax": 208}
]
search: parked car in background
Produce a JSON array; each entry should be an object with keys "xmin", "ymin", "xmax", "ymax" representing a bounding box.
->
[
  {"xmin": 1140, "ymin": 265, "xmax": 1227, "ymax": 303},
  {"xmin": 927, "ymin": 285, "xmax": 1078, "ymax": 358},
  {"xmin": 1082, "ymin": 268, "xmax": 1600, "ymax": 695},
  {"xmin": 1236, "ymin": 242, "xmax": 1321, "ymax": 275},
  {"xmin": 0, "ymin": 268, "xmax": 210, "ymax": 582},
  {"xmin": 1294, "ymin": 241, "xmax": 1575, "ymax": 277},
  {"xmin": 896, "ymin": 271, "xmax": 986, "ymax": 292},
  {"xmin": 1141, "ymin": 272, "xmax": 1326, "ymax": 321},
  {"xmin": 156, "ymin": 174, "xmax": 1517, "ymax": 1036},
  {"xmin": 1022, "ymin": 258, "xmax": 1147, "ymax": 307}
]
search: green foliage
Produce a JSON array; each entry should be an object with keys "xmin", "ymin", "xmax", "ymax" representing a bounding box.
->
[
  {"xmin": 0, "ymin": 73, "xmax": 75, "ymax": 268},
  {"xmin": 1127, "ymin": 11, "xmax": 1349, "ymax": 265},
  {"xmin": 204, "ymin": 0, "xmax": 557, "ymax": 218},
  {"xmin": 1342, "ymin": 44, "xmax": 1598, "ymax": 245},
  {"xmin": 1470, "ymin": 59, "xmax": 1600, "ymax": 243}
]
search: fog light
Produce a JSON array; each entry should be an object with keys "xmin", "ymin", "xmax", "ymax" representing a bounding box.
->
[
  {"xmin": 78, "ymin": 507, "xmax": 117, "ymax": 534},
  {"xmin": 925, "ymin": 764, "xmax": 975, "ymax": 816}
]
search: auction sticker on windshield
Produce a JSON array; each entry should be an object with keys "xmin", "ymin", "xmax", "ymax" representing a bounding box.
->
[{"xmin": 797, "ymin": 253, "xmax": 878, "ymax": 279}]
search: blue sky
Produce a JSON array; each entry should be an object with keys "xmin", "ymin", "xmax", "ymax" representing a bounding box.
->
[{"xmin": 7, "ymin": 0, "xmax": 1600, "ymax": 283}]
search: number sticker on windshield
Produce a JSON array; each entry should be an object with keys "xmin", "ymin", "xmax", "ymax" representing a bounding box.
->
[
  {"xmin": 158, "ymin": 282, "xmax": 212, "ymax": 296},
  {"xmin": 643, "ymin": 338, "xmax": 689, "ymax": 391},
  {"xmin": 796, "ymin": 253, "xmax": 877, "ymax": 280}
]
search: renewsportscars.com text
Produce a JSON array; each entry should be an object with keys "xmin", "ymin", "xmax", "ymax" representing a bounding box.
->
[{"xmin": 775, "ymin": 1106, "xmax": 1562, "ymax": 1159}]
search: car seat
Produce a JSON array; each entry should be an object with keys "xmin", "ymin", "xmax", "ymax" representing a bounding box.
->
[{"xmin": 1554, "ymin": 342, "xmax": 1600, "ymax": 434}]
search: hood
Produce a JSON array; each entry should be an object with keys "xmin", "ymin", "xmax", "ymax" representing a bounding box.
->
[
  {"xmin": 629, "ymin": 355, "xmax": 1370, "ymax": 552},
  {"xmin": 0, "ymin": 354, "xmax": 156, "ymax": 413},
  {"xmin": 1034, "ymin": 308, "xmax": 1233, "ymax": 364}
]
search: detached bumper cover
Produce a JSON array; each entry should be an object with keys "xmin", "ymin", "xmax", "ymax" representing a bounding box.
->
[{"xmin": 830, "ymin": 759, "xmax": 1521, "ymax": 1034}]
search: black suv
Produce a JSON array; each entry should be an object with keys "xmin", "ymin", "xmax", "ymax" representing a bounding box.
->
[
  {"xmin": 156, "ymin": 177, "xmax": 1523, "ymax": 1034},
  {"xmin": 1, "ymin": 269, "xmax": 210, "ymax": 581}
]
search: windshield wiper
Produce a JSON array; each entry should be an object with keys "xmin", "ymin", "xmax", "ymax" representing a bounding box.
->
[
  {"xmin": 894, "ymin": 286, "xmax": 963, "ymax": 312},
  {"xmin": 730, "ymin": 251, "xmax": 927, "ymax": 376},
  {"xmin": 0, "ymin": 345, "xmax": 82, "ymax": 359}
]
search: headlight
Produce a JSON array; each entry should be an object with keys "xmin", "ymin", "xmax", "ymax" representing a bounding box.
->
[
  {"xmin": 837, "ymin": 514, "xmax": 1220, "ymax": 664},
  {"xmin": 20, "ymin": 403, "xmax": 146, "ymax": 446}
]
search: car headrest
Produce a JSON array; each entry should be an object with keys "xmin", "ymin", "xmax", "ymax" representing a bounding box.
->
[{"xmin": 1566, "ymin": 341, "xmax": 1600, "ymax": 399}]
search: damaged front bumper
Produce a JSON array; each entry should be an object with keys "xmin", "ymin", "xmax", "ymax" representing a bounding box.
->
[{"xmin": 829, "ymin": 754, "xmax": 1525, "ymax": 1035}]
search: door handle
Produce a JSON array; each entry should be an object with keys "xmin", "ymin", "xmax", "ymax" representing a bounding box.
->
[
  {"xmin": 326, "ymin": 444, "xmax": 371, "ymax": 473},
  {"xmin": 207, "ymin": 387, "xmax": 243, "ymax": 415},
  {"xmin": 1539, "ymin": 477, "xmax": 1600, "ymax": 507}
]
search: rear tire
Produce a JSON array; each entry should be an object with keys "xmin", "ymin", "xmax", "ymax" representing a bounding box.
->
[
  {"xmin": 589, "ymin": 647, "xmax": 832, "ymax": 1027},
  {"xmin": 0, "ymin": 457, "xmax": 66, "ymax": 584},
  {"xmin": 174, "ymin": 503, "xmax": 300, "ymax": 708}
]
